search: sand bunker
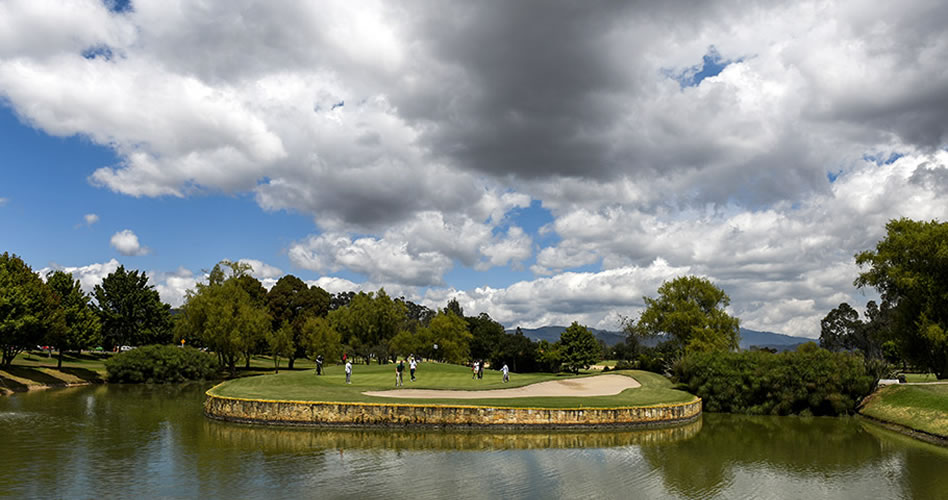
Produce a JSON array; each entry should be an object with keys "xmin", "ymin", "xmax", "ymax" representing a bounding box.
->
[{"xmin": 363, "ymin": 374, "xmax": 640, "ymax": 399}]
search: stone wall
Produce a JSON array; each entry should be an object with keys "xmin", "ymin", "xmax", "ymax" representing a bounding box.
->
[{"xmin": 204, "ymin": 392, "xmax": 702, "ymax": 429}]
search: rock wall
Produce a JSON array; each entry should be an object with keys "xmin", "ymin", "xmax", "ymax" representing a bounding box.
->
[{"xmin": 204, "ymin": 392, "xmax": 702, "ymax": 429}]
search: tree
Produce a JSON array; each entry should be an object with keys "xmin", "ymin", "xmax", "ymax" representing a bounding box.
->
[
  {"xmin": 266, "ymin": 275, "xmax": 331, "ymax": 368},
  {"xmin": 424, "ymin": 310, "xmax": 472, "ymax": 364},
  {"xmin": 301, "ymin": 316, "xmax": 342, "ymax": 363},
  {"xmin": 45, "ymin": 270, "xmax": 101, "ymax": 369},
  {"xmin": 559, "ymin": 322, "xmax": 599, "ymax": 373},
  {"xmin": 820, "ymin": 303, "xmax": 861, "ymax": 352},
  {"xmin": 629, "ymin": 276, "xmax": 740, "ymax": 356},
  {"xmin": 855, "ymin": 218, "xmax": 948, "ymax": 378},
  {"xmin": 820, "ymin": 301, "xmax": 891, "ymax": 361},
  {"xmin": 266, "ymin": 322, "xmax": 294, "ymax": 373},
  {"xmin": 494, "ymin": 328, "xmax": 539, "ymax": 372},
  {"xmin": 468, "ymin": 312, "xmax": 506, "ymax": 363},
  {"xmin": 93, "ymin": 266, "xmax": 172, "ymax": 349},
  {"xmin": 0, "ymin": 253, "xmax": 61, "ymax": 367},
  {"xmin": 328, "ymin": 289, "xmax": 406, "ymax": 364},
  {"xmin": 176, "ymin": 263, "xmax": 271, "ymax": 375}
]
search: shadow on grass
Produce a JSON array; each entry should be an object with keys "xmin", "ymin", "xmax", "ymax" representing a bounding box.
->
[
  {"xmin": 58, "ymin": 367, "xmax": 105, "ymax": 383},
  {"xmin": 0, "ymin": 373, "xmax": 29, "ymax": 393},
  {"xmin": 4, "ymin": 366, "xmax": 70, "ymax": 386}
]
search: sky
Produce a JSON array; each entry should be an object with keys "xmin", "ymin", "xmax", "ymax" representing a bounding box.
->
[{"xmin": 2, "ymin": 0, "xmax": 948, "ymax": 338}]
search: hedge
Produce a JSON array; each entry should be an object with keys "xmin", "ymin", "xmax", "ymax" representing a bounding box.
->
[{"xmin": 105, "ymin": 344, "xmax": 219, "ymax": 383}]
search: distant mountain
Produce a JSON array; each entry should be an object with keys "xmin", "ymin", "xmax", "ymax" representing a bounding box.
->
[
  {"xmin": 739, "ymin": 328, "xmax": 812, "ymax": 351},
  {"xmin": 506, "ymin": 325, "xmax": 812, "ymax": 351},
  {"xmin": 506, "ymin": 326, "xmax": 626, "ymax": 346}
]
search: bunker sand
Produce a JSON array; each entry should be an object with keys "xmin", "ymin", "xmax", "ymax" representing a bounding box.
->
[{"xmin": 363, "ymin": 374, "xmax": 640, "ymax": 399}]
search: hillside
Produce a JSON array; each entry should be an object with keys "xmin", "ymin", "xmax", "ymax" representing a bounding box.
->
[{"xmin": 506, "ymin": 325, "xmax": 811, "ymax": 351}]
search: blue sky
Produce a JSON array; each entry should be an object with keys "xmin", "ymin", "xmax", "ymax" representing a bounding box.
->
[{"xmin": 2, "ymin": 0, "xmax": 946, "ymax": 336}]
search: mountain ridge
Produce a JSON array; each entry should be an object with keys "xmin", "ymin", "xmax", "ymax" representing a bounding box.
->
[{"xmin": 506, "ymin": 325, "xmax": 813, "ymax": 351}]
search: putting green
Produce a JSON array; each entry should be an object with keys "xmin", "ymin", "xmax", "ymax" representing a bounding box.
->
[{"xmin": 209, "ymin": 362, "xmax": 696, "ymax": 409}]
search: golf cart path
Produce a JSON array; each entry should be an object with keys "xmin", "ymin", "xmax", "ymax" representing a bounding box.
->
[{"xmin": 362, "ymin": 374, "xmax": 640, "ymax": 399}]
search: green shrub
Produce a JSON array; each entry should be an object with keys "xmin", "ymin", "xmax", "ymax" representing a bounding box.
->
[
  {"xmin": 673, "ymin": 349, "xmax": 875, "ymax": 416},
  {"xmin": 105, "ymin": 344, "xmax": 219, "ymax": 383}
]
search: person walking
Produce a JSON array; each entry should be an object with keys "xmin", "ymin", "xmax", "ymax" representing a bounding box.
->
[
  {"xmin": 477, "ymin": 360, "xmax": 484, "ymax": 379},
  {"xmin": 396, "ymin": 359, "xmax": 405, "ymax": 386},
  {"xmin": 409, "ymin": 357, "xmax": 417, "ymax": 382},
  {"xmin": 472, "ymin": 360, "xmax": 479, "ymax": 379},
  {"xmin": 316, "ymin": 354, "xmax": 324, "ymax": 375},
  {"xmin": 502, "ymin": 363, "xmax": 509, "ymax": 383},
  {"xmin": 345, "ymin": 359, "xmax": 352, "ymax": 384}
]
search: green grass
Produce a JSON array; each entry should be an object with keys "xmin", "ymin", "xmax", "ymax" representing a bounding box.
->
[
  {"xmin": 901, "ymin": 373, "xmax": 939, "ymax": 383},
  {"xmin": 209, "ymin": 362, "xmax": 697, "ymax": 408},
  {"xmin": 861, "ymin": 384, "xmax": 948, "ymax": 438}
]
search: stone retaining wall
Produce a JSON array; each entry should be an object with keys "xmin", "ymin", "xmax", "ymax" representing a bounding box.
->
[{"xmin": 204, "ymin": 392, "xmax": 702, "ymax": 429}]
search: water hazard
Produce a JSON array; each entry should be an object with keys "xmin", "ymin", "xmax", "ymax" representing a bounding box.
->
[{"xmin": 1, "ymin": 383, "xmax": 946, "ymax": 499}]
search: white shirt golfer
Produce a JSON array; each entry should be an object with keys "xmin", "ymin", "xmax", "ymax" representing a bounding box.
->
[{"xmin": 345, "ymin": 361, "xmax": 352, "ymax": 384}]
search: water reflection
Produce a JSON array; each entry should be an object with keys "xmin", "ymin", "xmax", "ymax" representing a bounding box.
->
[
  {"xmin": 202, "ymin": 418, "xmax": 702, "ymax": 453},
  {"xmin": 2, "ymin": 384, "xmax": 947, "ymax": 499}
]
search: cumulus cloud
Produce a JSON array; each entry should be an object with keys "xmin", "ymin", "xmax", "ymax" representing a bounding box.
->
[
  {"xmin": 6, "ymin": 1, "xmax": 948, "ymax": 336},
  {"xmin": 109, "ymin": 229, "xmax": 149, "ymax": 256},
  {"xmin": 38, "ymin": 259, "xmax": 122, "ymax": 295},
  {"xmin": 83, "ymin": 213, "xmax": 99, "ymax": 226},
  {"xmin": 420, "ymin": 258, "xmax": 692, "ymax": 330},
  {"xmin": 237, "ymin": 258, "xmax": 283, "ymax": 280}
]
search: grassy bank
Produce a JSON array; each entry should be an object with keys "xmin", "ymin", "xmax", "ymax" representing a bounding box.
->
[
  {"xmin": 860, "ymin": 384, "xmax": 948, "ymax": 440},
  {"xmin": 209, "ymin": 362, "xmax": 696, "ymax": 408},
  {"xmin": 1, "ymin": 350, "xmax": 321, "ymax": 395}
]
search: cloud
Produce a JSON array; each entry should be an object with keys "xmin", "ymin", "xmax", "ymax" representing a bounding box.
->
[
  {"xmin": 289, "ymin": 232, "xmax": 453, "ymax": 287},
  {"xmin": 6, "ymin": 1, "xmax": 948, "ymax": 336},
  {"xmin": 38, "ymin": 258, "xmax": 122, "ymax": 295},
  {"xmin": 83, "ymin": 213, "xmax": 99, "ymax": 226},
  {"xmin": 109, "ymin": 229, "xmax": 149, "ymax": 256},
  {"xmin": 0, "ymin": 197, "xmax": 7, "ymax": 206},
  {"xmin": 237, "ymin": 258, "xmax": 283, "ymax": 280}
]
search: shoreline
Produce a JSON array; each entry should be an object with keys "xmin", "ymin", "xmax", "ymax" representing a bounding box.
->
[{"xmin": 203, "ymin": 387, "xmax": 702, "ymax": 429}]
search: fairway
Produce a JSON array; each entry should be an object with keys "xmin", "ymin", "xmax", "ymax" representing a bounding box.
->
[{"xmin": 209, "ymin": 362, "xmax": 696, "ymax": 408}]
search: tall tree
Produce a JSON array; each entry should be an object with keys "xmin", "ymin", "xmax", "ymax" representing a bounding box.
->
[
  {"xmin": 468, "ymin": 312, "xmax": 506, "ymax": 363},
  {"xmin": 629, "ymin": 276, "xmax": 740, "ymax": 356},
  {"xmin": 45, "ymin": 271, "xmax": 101, "ymax": 369},
  {"xmin": 328, "ymin": 289, "xmax": 406, "ymax": 364},
  {"xmin": 301, "ymin": 316, "xmax": 343, "ymax": 364},
  {"xmin": 266, "ymin": 275, "xmax": 330, "ymax": 368},
  {"xmin": 425, "ymin": 310, "xmax": 472, "ymax": 364},
  {"xmin": 0, "ymin": 253, "xmax": 61, "ymax": 368},
  {"xmin": 176, "ymin": 263, "xmax": 271, "ymax": 376},
  {"xmin": 93, "ymin": 266, "xmax": 172, "ymax": 349},
  {"xmin": 855, "ymin": 218, "xmax": 948, "ymax": 378},
  {"xmin": 559, "ymin": 322, "xmax": 600, "ymax": 373},
  {"xmin": 820, "ymin": 303, "xmax": 862, "ymax": 352}
]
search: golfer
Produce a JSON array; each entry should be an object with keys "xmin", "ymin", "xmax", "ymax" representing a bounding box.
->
[{"xmin": 345, "ymin": 360, "xmax": 352, "ymax": 384}]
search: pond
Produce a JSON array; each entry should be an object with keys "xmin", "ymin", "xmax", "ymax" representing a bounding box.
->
[{"xmin": 1, "ymin": 383, "xmax": 946, "ymax": 499}]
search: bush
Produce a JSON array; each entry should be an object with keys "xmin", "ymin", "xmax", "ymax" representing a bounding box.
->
[
  {"xmin": 673, "ymin": 349, "xmax": 875, "ymax": 416},
  {"xmin": 105, "ymin": 344, "xmax": 219, "ymax": 383}
]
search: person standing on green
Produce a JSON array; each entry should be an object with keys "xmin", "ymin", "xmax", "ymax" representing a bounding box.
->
[
  {"xmin": 345, "ymin": 360, "xmax": 352, "ymax": 384},
  {"xmin": 396, "ymin": 359, "xmax": 405, "ymax": 387}
]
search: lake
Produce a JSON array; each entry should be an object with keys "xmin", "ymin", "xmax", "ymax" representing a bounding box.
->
[{"xmin": 1, "ymin": 383, "xmax": 946, "ymax": 499}]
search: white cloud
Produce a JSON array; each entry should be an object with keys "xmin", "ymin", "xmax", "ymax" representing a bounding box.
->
[
  {"xmin": 289, "ymin": 232, "xmax": 453, "ymax": 286},
  {"xmin": 83, "ymin": 213, "xmax": 99, "ymax": 226},
  {"xmin": 5, "ymin": 1, "xmax": 948, "ymax": 337},
  {"xmin": 38, "ymin": 258, "xmax": 121, "ymax": 296},
  {"xmin": 237, "ymin": 258, "xmax": 282, "ymax": 280},
  {"xmin": 0, "ymin": 197, "xmax": 7, "ymax": 206},
  {"xmin": 109, "ymin": 229, "xmax": 149, "ymax": 256}
]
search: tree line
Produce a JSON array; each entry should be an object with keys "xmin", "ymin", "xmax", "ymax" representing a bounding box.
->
[{"xmin": 0, "ymin": 255, "xmax": 602, "ymax": 375}]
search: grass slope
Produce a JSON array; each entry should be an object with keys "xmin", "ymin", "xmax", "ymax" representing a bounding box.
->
[
  {"xmin": 209, "ymin": 362, "xmax": 696, "ymax": 408},
  {"xmin": 861, "ymin": 384, "xmax": 948, "ymax": 438}
]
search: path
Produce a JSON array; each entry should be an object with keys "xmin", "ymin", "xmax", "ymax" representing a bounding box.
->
[{"xmin": 363, "ymin": 374, "xmax": 640, "ymax": 399}]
